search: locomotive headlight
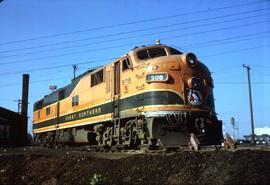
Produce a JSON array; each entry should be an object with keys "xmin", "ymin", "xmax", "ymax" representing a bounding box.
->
[
  {"xmin": 146, "ymin": 73, "xmax": 168, "ymax": 82},
  {"xmin": 191, "ymin": 78, "xmax": 202, "ymax": 89},
  {"xmin": 188, "ymin": 78, "xmax": 202, "ymax": 89},
  {"xmin": 186, "ymin": 53, "xmax": 197, "ymax": 66}
]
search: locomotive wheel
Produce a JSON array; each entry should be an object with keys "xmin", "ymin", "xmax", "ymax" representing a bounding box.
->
[
  {"xmin": 131, "ymin": 131, "xmax": 140, "ymax": 148},
  {"xmin": 33, "ymin": 134, "xmax": 42, "ymax": 146},
  {"xmin": 157, "ymin": 123, "xmax": 167, "ymax": 137},
  {"xmin": 44, "ymin": 135, "xmax": 51, "ymax": 148},
  {"xmin": 40, "ymin": 135, "xmax": 47, "ymax": 147},
  {"xmin": 125, "ymin": 120, "xmax": 140, "ymax": 148},
  {"xmin": 102, "ymin": 126, "xmax": 114, "ymax": 148},
  {"xmin": 43, "ymin": 133, "xmax": 56, "ymax": 148}
]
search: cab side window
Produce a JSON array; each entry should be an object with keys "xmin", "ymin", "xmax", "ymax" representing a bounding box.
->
[
  {"xmin": 58, "ymin": 89, "xmax": 65, "ymax": 100},
  {"xmin": 122, "ymin": 58, "xmax": 131, "ymax": 71},
  {"xmin": 72, "ymin": 95, "xmax": 79, "ymax": 107},
  {"xmin": 46, "ymin": 107, "xmax": 51, "ymax": 115},
  {"xmin": 91, "ymin": 69, "xmax": 104, "ymax": 87}
]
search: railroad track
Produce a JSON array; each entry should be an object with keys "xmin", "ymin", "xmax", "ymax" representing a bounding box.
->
[
  {"xmin": 55, "ymin": 144, "xmax": 223, "ymax": 155},
  {"xmin": 1, "ymin": 144, "xmax": 269, "ymax": 159},
  {"xmin": 57, "ymin": 143, "xmax": 270, "ymax": 154}
]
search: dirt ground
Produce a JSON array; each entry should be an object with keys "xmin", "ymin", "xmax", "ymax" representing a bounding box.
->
[{"xmin": 0, "ymin": 147, "xmax": 269, "ymax": 185}]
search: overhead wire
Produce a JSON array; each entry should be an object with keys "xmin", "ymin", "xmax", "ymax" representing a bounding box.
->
[
  {"xmin": 1, "ymin": 19, "xmax": 269, "ymax": 66},
  {"xmin": 215, "ymin": 82, "xmax": 270, "ymax": 84},
  {"xmin": 0, "ymin": 1, "xmax": 269, "ymax": 84},
  {"xmin": 1, "ymin": 1, "xmax": 269, "ymax": 116},
  {"xmin": 1, "ymin": 10, "xmax": 270, "ymax": 59},
  {"xmin": 0, "ymin": 33, "xmax": 269, "ymax": 77},
  {"xmin": 1, "ymin": 7, "xmax": 269, "ymax": 55},
  {"xmin": 213, "ymin": 65, "xmax": 270, "ymax": 80},
  {"xmin": 0, "ymin": 32, "xmax": 269, "ymax": 76},
  {"xmin": 4, "ymin": 31, "xmax": 269, "ymax": 62},
  {"xmin": 200, "ymin": 43, "xmax": 270, "ymax": 58},
  {"xmin": 0, "ymin": 98, "xmax": 15, "ymax": 101},
  {"xmin": 212, "ymin": 65, "xmax": 242, "ymax": 74},
  {"xmin": 0, "ymin": 59, "xmax": 109, "ymax": 76},
  {"xmin": 0, "ymin": 42, "xmax": 269, "ymax": 80},
  {"xmin": 1, "ymin": 79, "xmax": 269, "ymax": 88},
  {"xmin": 0, "ymin": 76, "xmax": 71, "ymax": 88},
  {"xmin": 184, "ymin": 32, "xmax": 270, "ymax": 49},
  {"xmin": 252, "ymin": 65, "xmax": 270, "ymax": 68},
  {"xmin": 0, "ymin": 0, "xmax": 267, "ymax": 46}
]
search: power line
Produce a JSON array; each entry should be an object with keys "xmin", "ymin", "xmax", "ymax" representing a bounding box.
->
[
  {"xmin": 0, "ymin": 98, "xmax": 15, "ymax": 101},
  {"xmin": 159, "ymin": 19, "xmax": 270, "ymax": 43},
  {"xmin": 0, "ymin": 65, "xmax": 104, "ymax": 87},
  {"xmin": 0, "ymin": 33, "xmax": 260, "ymax": 75},
  {"xmin": 1, "ymin": 77, "xmax": 268, "ymax": 89},
  {"xmin": 2, "ymin": 33, "xmax": 269, "ymax": 71},
  {"xmin": 216, "ymin": 81, "xmax": 270, "ymax": 84},
  {"xmin": 212, "ymin": 65, "xmax": 241, "ymax": 73},
  {"xmin": 4, "ymin": 29, "xmax": 270, "ymax": 62},
  {"xmin": 1, "ymin": 15, "xmax": 270, "ymax": 76},
  {"xmin": 1, "ymin": 13, "xmax": 270, "ymax": 59},
  {"xmin": 0, "ymin": 76, "xmax": 71, "ymax": 88},
  {"xmin": 1, "ymin": 8, "xmax": 269, "ymax": 55},
  {"xmin": 252, "ymin": 65, "xmax": 270, "ymax": 68},
  {"xmin": 0, "ymin": 59, "xmax": 110, "ymax": 76},
  {"xmin": 0, "ymin": 43, "xmax": 269, "ymax": 79},
  {"xmin": 201, "ymin": 43, "xmax": 270, "ymax": 58},
  {"xmin": 0, "ymin": 34, "xmax": 269, "ymax": 76},
  {"xmin": 0, "ymin": 0, "xmax": 267, "ymax": 46},
  {"xmin": 1, "ymin": 19, "xmax": 269, "ymax": 66},
  {"xmin": 184, "ymin": 32, "xmax": 270, "ymax": 49},
  {"xmin": 212, "ymin": 65, "xmax": 270, "ymax": 80}
]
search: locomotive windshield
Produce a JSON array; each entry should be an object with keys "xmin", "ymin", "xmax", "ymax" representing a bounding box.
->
[
  {"xmin": 137, "ymin": 47, "xmax": 167, "ymax": 60},
  {"xmin": 137, "ymin": 47, "xmax": 183, "ymax": 60},
  {"xmin": 169, "ymin": 47, "xmax": 183, "ymax": 55}
]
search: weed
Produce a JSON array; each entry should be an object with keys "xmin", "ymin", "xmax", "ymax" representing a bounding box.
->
[{"xmin": 90, "ymin": 173, "xmax": 103, "ymax": 185}]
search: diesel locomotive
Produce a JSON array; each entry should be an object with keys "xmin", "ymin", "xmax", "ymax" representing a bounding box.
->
[{"xmin": 33, "ymin": 42, "xmax": 223, "ymax": 148}]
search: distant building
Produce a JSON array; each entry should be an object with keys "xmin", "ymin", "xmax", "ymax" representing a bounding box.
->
[
  {"xmin": 244, "ymin": 128, "xmax": 270, "ymax": 145},
  {"xmin": 255, "ymin": 127, "xmax": 270, "ymax": 135},
  {"xmin": 0, "ymin": 107, "xmax": 27, "ymax": 146}
]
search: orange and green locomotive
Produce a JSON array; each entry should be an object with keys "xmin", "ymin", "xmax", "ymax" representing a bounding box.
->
[{"xmin": 33, "ymin": 42, "xmax": 223, "ymax": 148}]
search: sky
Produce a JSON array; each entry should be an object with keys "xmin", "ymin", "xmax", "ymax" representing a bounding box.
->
[{"xmin": 0, "ymin": 0, "xmax": 269, "ymax": 138}]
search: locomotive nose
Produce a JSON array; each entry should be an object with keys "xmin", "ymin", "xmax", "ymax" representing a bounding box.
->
[{"xmin": 178, "ymin": 52, "xmax": 214, "ymax": 109}]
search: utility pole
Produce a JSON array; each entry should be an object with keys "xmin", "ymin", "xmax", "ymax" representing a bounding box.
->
[
  {"xmin": 243, "ymin": 64, "xmax": 255, "ymax": 146},
  {"xmin": 231, "ymin": 117, "xmax": 239, "ymax": 140},
  {"xmin": 72, "ymin": 65, "xmax": 78, "ymax": 79},
  {"xmin": 21, "ymin": 74, "xmax": 29, "ymax": 117},
  {"xmin": 14, "ymin": 99, "xmax": 22, "ymax": 114}
]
